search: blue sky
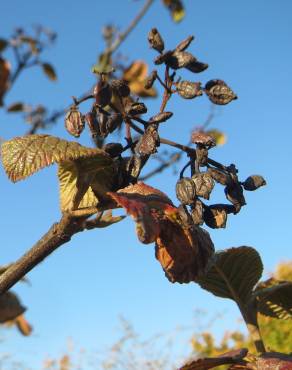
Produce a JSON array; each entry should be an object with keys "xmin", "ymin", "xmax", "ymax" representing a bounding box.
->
[{"xmin": 0, "ymin": 0, "xmax": 292, "ymax": 368}]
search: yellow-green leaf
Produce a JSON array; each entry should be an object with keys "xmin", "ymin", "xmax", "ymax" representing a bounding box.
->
[
  {"xmin": 162, "ymin": 0, "xmax": 185, "ymax": 22},
  {"xmin": 41, "ymin": 62, "xmax": 57, "ymax": 81},
  {"xmin": 1, "ymin": 134, "xmax": 112, "ymax": 182},
  {"xmin": 58, "ymin": 161, "xmax": 98, "ymax": 212},
  {"xmin": 206, "ymin": 129, "xmax": 227, "ymax": 146},
  {"xmin": 196, "ymin": 246, "xmax": 263, "ymax": 304}
]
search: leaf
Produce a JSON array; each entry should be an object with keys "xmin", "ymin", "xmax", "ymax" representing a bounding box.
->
[
  {"xmin": 0, "ymin": 292, "xmax": 26, "ymax": 323},
  {"xmin": 206, "ymin": 129, "xmax": 227, "ymax": 146},
  {"xmin": 108, "ymin": 182, "xmax": 214, "ymax": 283},
  {"xmin": 58, "ymin": 161, "xmax": 98, "ymax": 212},
  {"xmin": 14, "ymin": 314, "xmax": 32, "ymax": 336},
  {"xmin": 196, "ymin": 246, "xmax": 263, "ymax": 304},
  {"xmin": 179, "ymin": 348, "xmax": 248, "ymax": 370},
  {"xmin": 1, "ymin": 134, "xmax": 113, "ymax": 183},
  {"xmin": 162, "ymin": 0, "xmax": 185, "ymax": 22},
  {"xmin": 123, "ymin": 61, "xmax": 157, "ymax": 98},
  {"xmin": 41, "ymin": 62, "xmax": 57, "ymax": 81},
  {"xmin": 0, "ymin": 58, "xmax": 10, "ymax": 105},
  {"xmin": 255, "ymin": 278, "xmax": 292, "ymax": 319},
  {"xmin": 7, "ymin": 102, "xmax": 26, "ymax": 112},
  {"xmin": 0, "ymin": 39, "xmax": 8, "ymax": 52}
]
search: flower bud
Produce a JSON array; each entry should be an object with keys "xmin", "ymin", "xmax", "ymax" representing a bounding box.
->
[
  {"xmin": 205, "ymin": 79, "xmax": 237, "ymax": 105},
  {"xmin": 65, "ymin": 106, "xmax": 84, "ymax": 137},
  {"xmin": 176, "ymin": 177, "xmax": 196, "ymax": 205},
  {"xmin": 176, "ymin": 81, "xmax": 203, "ymax": 99},
  {"xmin": 148, "ymin": 28, "xmax": 165, "ymax": 53},
  {"xmin": 192, "ymin": 173, "xmax": 215, "ymax": 200},
  {"xmin": 149, "ymin": 111, "xmax": 173, "ymax": 124}
]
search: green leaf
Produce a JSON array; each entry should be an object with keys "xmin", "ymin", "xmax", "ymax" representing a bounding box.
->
[
  {"xmin": 1, "ymin": 134, "xmax": 113, "ymax": 182},
  {"xmin": 41, "ymin": 62, "xmax": 57, "ymax": 81},
  {"xmin": 91, "ymin": 63, "xmax": 114, "ymax": 75},
  {"xmin": 0, "ymin": 39, "xmax": 8, "ymax": 52},
  {"xmin": 255, "ymin": 278, "xmax": 292, "ymax": 319},
  {"xmin": 196, "ymin": 246, "xmax": 263, "ymax": 304},
  {"xmin": 7, "ymin": 102, "xmax": 25, "ymax": 112}
]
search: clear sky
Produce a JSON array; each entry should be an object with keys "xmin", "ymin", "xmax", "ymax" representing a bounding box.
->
[{"xmin": 0, "ymin": 0, "xmax": 292, "ymax": 368}]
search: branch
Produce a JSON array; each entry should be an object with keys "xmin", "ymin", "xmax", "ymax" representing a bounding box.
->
[
  {"xmin": 0, "ymin": 214, "xmax": 79, "ymax": 294},
  {"xmin": 105, "ymin": 0, "xmax": 154, "ymax": 55},
  {"xmin": 140, "ymin": 151, "xmax": 182, "ymax": 181}
]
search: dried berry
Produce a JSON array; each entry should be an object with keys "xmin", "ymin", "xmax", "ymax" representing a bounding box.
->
[
  {"xmin": 225, "ymin": 183, "xmax": 246, "ymax": 213},
  {"xmin": 203, "ymin": 205, "xmax": 228, "ymax": 229},
  {"xmin": 191, "ymin": 131, "xmax": 216, "ymax": 147},
  {"xmin": 176, "ymin": 81, "xmax": 203, "ymax": 99},
  {"xmin": 149, "ymin": 111, "xmax": 173, "ymax": 124},
  {"xmin": 135, "ymin": 124, "xmax": 159, "ymax": 156},
  {"xmin": 176, "ymin": 177, "xmax": 196, "ymax": 205},
  {"xmin": 148, "ymin": 28, "xmax": 165, "ymax": 53},
  {"xmin": 205, "ymin": 79, "xmax": 237, "ymax": 105},
  {"xmin": 191, "ymin": 199, "xmax": 204, "ymax": 225},
  {"xmin": 175, "ymin": 35, "xmax": 194, "ymax": 52},
  {"xmin": 242, "ymin": 175, "xmax": 266, "ymax": 191},
  {"xmin": 168, "ymin": 51, "xmax": 195, "ymax": 69},
  {"xmin": 208, "ymin": 168, "xmax": 232, "ymax": 186},
  {"xmin": 64, "ymin": 105, "xmax": 85, "ymax": 137},
  {"xmin": 144, "ymin": 70, "xmax": 158, "ymax": 89},
  {"xmin": 103, "ymin": 142, "xmax": 123, "ymax": 157},
  {"xmin": 192, "ymin": 173, "xmax": 215, "ymax": 200},
  {"xmin": 111, "ymin": 79, "xmax": 130, "ymax": 97},
  {"xmin": 125, "ymin": 101, "xmax": 147, "ymax": 116},
  {"xmin": 94, "ymin": 80, "xmax": 112, "ymax": 107}
]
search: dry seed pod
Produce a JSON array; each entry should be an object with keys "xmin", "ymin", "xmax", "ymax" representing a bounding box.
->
[
  {"xmin": 135, "ymin": 124, "xmax": 159, "ymax": 156},
  {"xmin": 192, "ymin": 131, "xmax": 216, "ymax": 148},
  {"xmin": 176, "ymin": 177, "xmax": 196, "ymax": 205},
  {"xmin": 154, "ymin": 50, "xmax": 173, "ymax": 65},
  {"xmin": 242, "ymin": 175, "xmax": 266, "ymax": 191},
  {"xmin": 144, "ymin": 70, "xmax": 158, "ymax": 89},
  {"xmin": 177, "ymin": 204, "xmax": 190, "ymax": 225},
  {"xmin": 175, "ymin": 35, "xmax": 194, "ymax": 52},
  {"xmin": 192, "ymin": 173, "xmax": 215, "ymax": 200},
  {"xmin": 125, "ymin": 101, "xmax": 147, "ymax": 116},
  {"xmin": 85, "ymin": 111, "xmax": 100, "ymax": 138},
  {"xmin": 111, "ymin": 79, "xmax": 130, "ymax": 97},
  {"xmin": 191, "ymin": 199, "xmax": 204, "ymax": 225},
  {"xmin": 224, "ymin": 183, "xmax": 246, "ymax": 213},
  {"xmin": 168, "ymin": 51, "xmax": 196, "ymax": 69},
  {"xmin": 208, "ymin": 167, "xmax": 232, "ymax": 186},
  {"xmin": 196, "ymin": 147, "xmax": 209, "ymax": 166},
  {"xmin": 186, "ymin": 60, "xmax": 208, "ymax": 73},
  {"xmin": 203, "ymin": 205, "xmax": 228, "ymax": 229},
  {"xmin": 97, "ymin": 112, "xmax": 109, "ymax": 137},
  {"xmin": 103, "ymin": 142, "xmax": 123, "ymax": 157},
  {"xmin": 205, "ymin": 79, "xmax": 237, "ymax": 105},
  {"xmin": 149, "ymin": 111, "xmax": 173, "ymax": 124},
  {"xmin": 65, "ymin": 105, "xmax": 85, "ymax": 137},
  {"xmin": 94, "ymin": 80, "xmax": 112, "ymax": 107},
  {"xmin": 176, "ymin": 81, "xmax": 203, "ymax": 99},
  {"xmin": 106, "ymin": 112, "xmax": 123, "ymax": 134},
  {"xmin": 148, "ymin": 28, "xmax": 165, "ymax": 53}
]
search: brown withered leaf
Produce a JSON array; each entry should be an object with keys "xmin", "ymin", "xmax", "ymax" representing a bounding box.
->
[
  {"xmin": 14, "ymin": 314, "xmax": 32, "ymax": 336},
  {"xmin": 108, "ymin": 182, "xmax": 214, "ymax": 283},
  {"xmin": 41, "ymin": 62, "xmax": 57, "ymax": 81},
  {"xmin": 0, "ymin": 292, "xmax": 26, "ymax": 323},
  {"xmin": 0, "ymin": 58, "xmax": 11, "ymax": 106},
  {"xmin": 179, "ymin": 348, "xmax": 248, "ymax": 370},
  {"xmin": 123, "ymin": 61, "xmax": 157, "ymax": 98}
]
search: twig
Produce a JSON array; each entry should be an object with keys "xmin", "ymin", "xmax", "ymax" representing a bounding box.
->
[
  {"xmin": 140, "ymin": 152, "xmax": 182, "ymax": 181},
  {"xmin": 105, "ymin": 0, "xmax": 154, "ymax": 55}
]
